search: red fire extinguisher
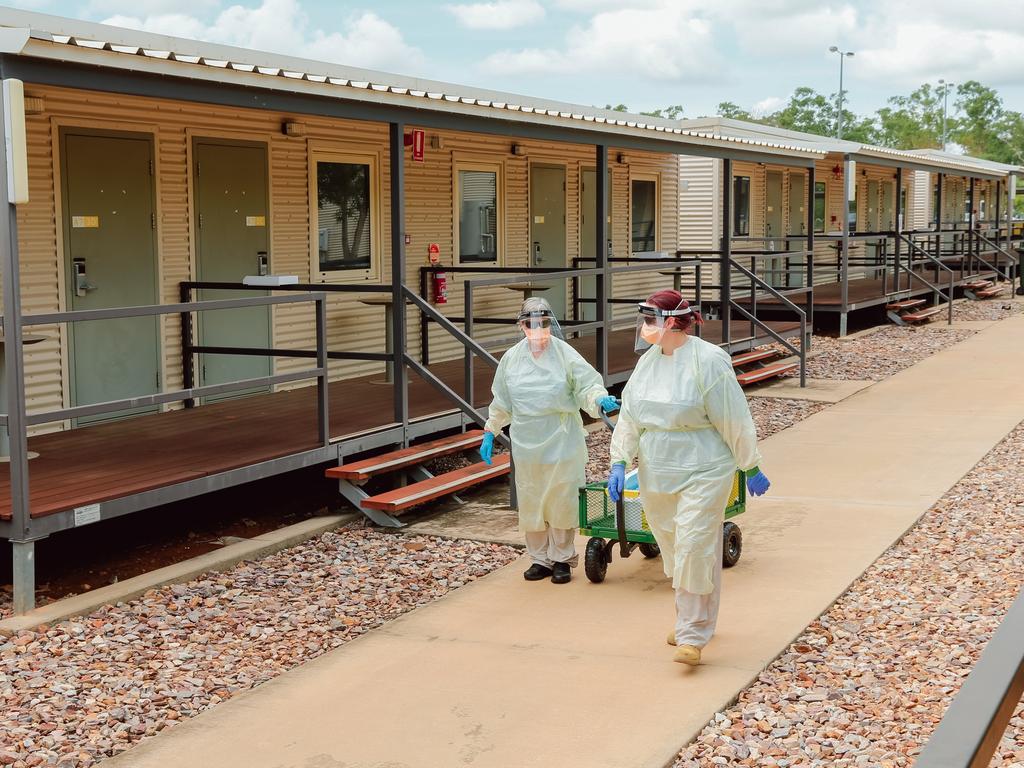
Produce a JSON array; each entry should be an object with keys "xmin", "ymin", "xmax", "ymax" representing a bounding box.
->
[{"xmin": 428, "ymin": 243, "xmax": 447, "ymax": 305}]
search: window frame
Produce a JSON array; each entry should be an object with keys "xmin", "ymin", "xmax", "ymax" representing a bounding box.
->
[
  {"xmin": 813, "ymin": 180, "xmax": 827, "ymax": 234},
  {"xmin": 307, "ymin": 146, "xmax": 382, "ymax": 284},
  {"xmin": 453, "ymin": 158, "xmax": 504, "ymax": 267},
  {"xmin": 629, "ymin": 173, "xmax": 660, "ymax": 254},
  {"xmin": 733, "ymin": 175, "xmax": 751, "ymax": 237}
]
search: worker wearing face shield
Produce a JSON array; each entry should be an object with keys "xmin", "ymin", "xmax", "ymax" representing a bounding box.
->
[
  {"xmin": 480, "ymin": 297, "xmax": 620, "ymax": 584},
  {"xmin": 607, "ymin": 289, "xmax": 770, "ymax": 666}
]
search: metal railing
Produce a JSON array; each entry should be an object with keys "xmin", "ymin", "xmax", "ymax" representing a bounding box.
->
[
  {"xmin": 897, "ymin": 234, "xmax": 957, "ymax": 324},
  {"xmin": 916, "ymin": 589, "xmax": 1024, "ymax": 768}
]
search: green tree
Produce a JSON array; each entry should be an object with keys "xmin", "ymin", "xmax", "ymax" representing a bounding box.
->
[
  {"xmin": 874, "ymin": 83, "xmax": 946, "ymax": 149},
  {"xmin": 641, "ymin": 104, "xmax": 685, "ymax": 120},
  {"xmin": 715, "ymin": 101, "xmax": 755, "ymax": 121},
  {"xmin": 765, "ymin": 87, "xmax": 874, "ymax": 142},
  {"xmin": 603, "ymin": 103, "xmax": 629, "ymax": 112},
  {"xmin": 952, "ymin": 80, "xmax": 1024, "ymax": 164}
]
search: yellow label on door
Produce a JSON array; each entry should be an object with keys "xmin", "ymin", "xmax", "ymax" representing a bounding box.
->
[
  {"xmin": 245, "ymin": 215, "xmax": 266, "ymax": 227},
  {"xmin": 534, "ymin": 215, "xmax": 545, "ymax": 224},
  {"xmin": 72, "ymin": 215, "xmax": 99, "ymax": 228}
]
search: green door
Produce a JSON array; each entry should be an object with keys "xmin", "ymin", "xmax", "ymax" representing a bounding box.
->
[
  {"xmin": 61, "ymin": 130, "xmax": 160, "ymax": 424},
  {"xmin": 193, "ymin": 140, "xmax": 271, "ymax": 398},
  {"xmin": 787, "ymin": 174, "xmax": 806, "ymax": 287},
  {"xmin": 580, "ymin": 169, "xmax": 611, "ymax": 323},
  {"xmin": 530, "ymin": 165, "xmax": 567, "ymax": 319}
]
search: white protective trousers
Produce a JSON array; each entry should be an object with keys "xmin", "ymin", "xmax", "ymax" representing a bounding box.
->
[
  {"xmin": 673, "ymin": 513, "xmax": 724, "ymax": 648},
  {"xmin": 524, "ymin": 525, "xmax": 579, "ymax": 568}
]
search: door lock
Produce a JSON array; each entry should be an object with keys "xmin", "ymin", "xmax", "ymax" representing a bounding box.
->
[
  {"xmin": 533, "ymin": 241, "xmax": 542, "ymax": 264},
  {"xmin": 72, "ymin": 257, "xmax": 97, "ymax": 297},
  {"xmin": 257, "ymin": 251, "xmax": 269, "ymax": 276}
]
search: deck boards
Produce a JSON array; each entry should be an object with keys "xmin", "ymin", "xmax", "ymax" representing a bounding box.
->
[{"xmin": 0, "ymin": 321, "xmax": 799, "ymax": 521}]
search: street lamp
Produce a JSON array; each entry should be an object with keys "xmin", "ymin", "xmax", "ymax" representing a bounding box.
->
[
  {"xmin": 938, "ymin": 79, "xmax": 955, "ymax": 152},
  {"xmin": 829, "ymin": 46, "xmax": 855, "ymax": 140}
]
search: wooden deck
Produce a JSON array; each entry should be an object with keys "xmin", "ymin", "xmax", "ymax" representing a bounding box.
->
[{"xmin": 0, "ymin": 321, "xmax": 799, "ymax": 521}]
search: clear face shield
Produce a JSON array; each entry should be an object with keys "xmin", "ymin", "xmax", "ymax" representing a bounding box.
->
[
  {"xmin": 518, "ymin": 310, "xmax": 564, "ymax": 354},
  {"xmin": 635, "ymin": 302, "xmax": 693, "ymax": 353}
]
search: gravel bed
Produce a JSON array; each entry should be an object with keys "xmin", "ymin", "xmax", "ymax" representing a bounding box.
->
[
  {"xmin": 583, "ymin": 398, "xmax": 826, "ymax": 483},
  {"xmin": 952, "ymin": 298, "xmax": 1024, "ymax": 322},
  {"xmin": 0, "ymin": 527, "xmax": 518, "ymax": 766},
  {"xmin": 772, "ymin": 324, "xmax": 978, "ymax": 382},
  {"xmin": 674, "ymin": 421, "xmax": 1024, "ymax": 768}
]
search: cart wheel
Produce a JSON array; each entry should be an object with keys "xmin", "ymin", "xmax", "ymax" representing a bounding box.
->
[
  {"xmin": 638, "ymin": 542, "xmax": 661, "ymax": 559},
  {"xmin": 585, "ymin": 538, "xmax": 608, "ymax": 583},
  {"xmin": 723, "ymin": 522, "xmax": 742, "ymax": 568}
]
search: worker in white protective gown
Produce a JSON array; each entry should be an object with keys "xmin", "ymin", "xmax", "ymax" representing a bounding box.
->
[
  {"xmin": 608, "ymin": 289, "xmax": 770, "ymax": 666},
  {"xmin": 480, "ymin": 297, "xmax": 619, "ymax": 584}
]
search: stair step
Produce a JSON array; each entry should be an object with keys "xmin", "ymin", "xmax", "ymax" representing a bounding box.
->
[
  {"xmin": 731, "ymin": 349, "xmax": 780, "ymax": 368},
  {"xmin": 326, "ymin": 430, "xmax": 486, "ymax": 482},
  {"xmin": 886, "ymin": 299, "xmax": 926, "ymax": 311},
  {"xmin": 964, "ymin": 280, "xmax": 993, "ymax": 290},
  {"xmin": 736, "ymin": 362, "xmax": 798, "ymax": 387},
  {"xmin": 901, "ymin": 306, "xmax": 945, "ymax": 323},
  {"xmin": 361, "ymin": 455, "xmax": 511, "ymax": 512},
  {"xmin": 976, "ymin": 286, "xmax": 1006, "ymax": 299}
]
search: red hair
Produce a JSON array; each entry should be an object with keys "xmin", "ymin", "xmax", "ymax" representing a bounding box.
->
[{"xmin": 646, "ymin": 289, "xmax": 703, "ymax": 332}]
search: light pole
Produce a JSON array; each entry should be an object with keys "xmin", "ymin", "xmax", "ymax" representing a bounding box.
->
[
  {"xmin": 938, "ymin": 78, "xmax": 955, "ymax": 151},
  {"xmin": 829, "ymin": 46, "xmax": 855, "ymax": 139}
]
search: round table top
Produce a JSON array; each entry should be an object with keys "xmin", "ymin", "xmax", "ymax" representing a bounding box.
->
[{"xmin": 503, "ymin": 283, "xmax": 551, "ymax": 292}]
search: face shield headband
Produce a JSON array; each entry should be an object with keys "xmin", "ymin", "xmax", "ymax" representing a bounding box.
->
[{"xmin": 635, "ymin": 300, "xmax": 694, "ymax": 352}]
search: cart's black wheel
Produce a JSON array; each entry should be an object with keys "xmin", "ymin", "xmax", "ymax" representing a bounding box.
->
[
  {"xmin": 638, "ymin": 542, "xmax": 661, "ymax": 559},
  {"xmin": 585, "ymin": 538, "xmax": 609, "ymax": 583},
  {"xmin": 722, "ymin": 522, "xmax": 742, "ymax": 568}
]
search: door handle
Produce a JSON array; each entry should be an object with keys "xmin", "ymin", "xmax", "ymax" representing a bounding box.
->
[
  {"xmin": 533, "ymin": 241, "xmax": 542, "ymax": 264},
  {"xmin": 72, "ymin": 257, "xmax": 97, "ymax": 297},
  {"xmin": 257, "ymin": 251, "xmax": 269, "ymax": 276}
]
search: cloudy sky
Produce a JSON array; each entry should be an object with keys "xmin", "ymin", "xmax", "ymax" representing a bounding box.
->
[{"xmin": 14, "ymin": 0, "xmax": 1024, "ymax": 118}]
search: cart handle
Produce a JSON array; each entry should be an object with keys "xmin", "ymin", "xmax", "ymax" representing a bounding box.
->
[
  {"xmin": 615, "ymin": 496, "xmax": 630, "ymax": 557},
  {"xmin": 599, "ymin": 397, "xmax": 621, "ymax": 431}
]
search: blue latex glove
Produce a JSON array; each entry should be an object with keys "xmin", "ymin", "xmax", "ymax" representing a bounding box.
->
[
  {"xmin": 598, "ymin": 395, "xmax": 620, "ymax": 414},
  {"xmin": 480, "ymin": 432, "xmax": 495, "ymax": 465},
  {"xmin": 608, "ymin": 463, "xmax": 626, "ymax": 502},
  {"xmin": 746, "ymin": 468, "xmax": 770, "ymax": 497}
]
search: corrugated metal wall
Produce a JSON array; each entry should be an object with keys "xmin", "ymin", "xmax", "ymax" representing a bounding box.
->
[{"xmin": 11, "ymin": 83, "xmax": 681, "ymax": 431}]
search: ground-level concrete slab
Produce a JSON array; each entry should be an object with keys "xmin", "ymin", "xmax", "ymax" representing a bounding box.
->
[
  {"xmin": 105, "ymin": 315, "xmax": 1024, "ymax": 768},
  {"xmin": 745, "ymin": 376, "xmax": 874, "ymax": 403}
]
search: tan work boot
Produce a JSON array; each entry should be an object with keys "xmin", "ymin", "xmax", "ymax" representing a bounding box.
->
[
  {"xmin": 666, "ymin": 630, "xmax": 677, "ymax": 646},
  {"xmin": 673, "ymin": 644, "xmax": 701, "ymax": 666}
]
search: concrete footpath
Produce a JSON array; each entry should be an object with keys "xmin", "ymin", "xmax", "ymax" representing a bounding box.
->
[{"xmin": 107, "ymin": 316, "xmax": 1024, "ymax": 768}]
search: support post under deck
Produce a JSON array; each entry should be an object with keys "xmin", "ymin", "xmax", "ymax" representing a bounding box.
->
[
  {"xmin": 840, "ymin": 155, "xmax": 852, "ymax": 336},
  {"xmin": 595, "ymin": 144, "xmax": 608, "ymax": 380},
  {"xmin": 720, "ymin": 158, "xmax": 732, "ymax": 345},
  {"xmin": 894, "ymin": 167, "xmax": 903, "ymax": 295},
  {"xmin": 0, "ymin": 70, "xmax": 35, "ymax": 613},
  {"xmin": 805, "ymin": 165, "xmax": 815, "ymax": 346},
  {"xmin": 389, "ymin": 122, "xmax": 408, "ymax": 442}
]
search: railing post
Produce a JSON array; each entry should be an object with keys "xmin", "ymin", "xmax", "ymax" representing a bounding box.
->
[
  {"xmin": 464, "ymin": 282, "xmax": 474, "ymax": 416},
  {"xmin": 805, "ymin": 165, "xmax": 815, "ymax": 340},
  {"xmin": 721, "ymin": 158, "xmax": 732, "ymax": 346},
  {"xmin": 419, "ymin": 268, "xmax": 429, "ymax": 365},
  {"xmin": 389, "ymin": 122, "xmax": 408, "ymax": 441},
  {"xmin": 894, "ymin": 167, "xmax": 903, "ymax": 297},
  {"xmin": 995, "ymin": 180, "xmax": 1002, "ymax": 278},
  {"xmin": 180, "ymin": 282, "xmax": 196, "ymax": 408},
  {"xmin": 595, "ymin": 144, "xmax": 608, "ymax": 381},
  {"xmin": 840, "ymin": 155, "xmax": 852, "ymax": 336},
  {"xmin": 315, "ymin": 295, "xmax": 329, "ymax": 446},
  {"xmin": 0, "ymin": 76, "xmax": 34, "ymax": 614},
  {"xmin": 968, "ymin": 177, "xmax": 977, "ymax": 277}
]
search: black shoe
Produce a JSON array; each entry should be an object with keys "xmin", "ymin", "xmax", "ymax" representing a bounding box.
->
[
  {"xmin": 524, "ymin": 564, "xmax": 554, "ymax": 581},
  {"xmin": 551, "ymin": 562, "xmax": 571, "ymax": 584}
]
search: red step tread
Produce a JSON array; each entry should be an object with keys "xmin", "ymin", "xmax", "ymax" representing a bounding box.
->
[
  {"xmin": 964, "ymin": 280, "xmax": 993, "ymax": 289},
  {"xmin": 326, "ymin": 430, "xmax": 486, "ymax": 482},
  {"xmin": 901, "ymin": 306, "xmax": 944, "ymax": 322},
  {"xmin": 736, "ymin": 362, "xmax": 797, "ymax": 387},
  {"xmin": 976, "ymin": 286, "xmax": 1006, "ymax": 298},
  {"xmin": 731, "ymin": 349, "xmax": 780, "ymax": 368},
  {"xmin": 886, "ymin": 299, "xmax": 926, "ymax": 311},
  {"xmin": 361, "ymin": 454, "xmax": 511, "ymax": 512}
]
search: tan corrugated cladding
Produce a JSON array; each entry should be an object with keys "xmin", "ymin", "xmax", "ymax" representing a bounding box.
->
[{"xmin": 12, "ymin": 83, "xmax": 680, "ymax": 430}]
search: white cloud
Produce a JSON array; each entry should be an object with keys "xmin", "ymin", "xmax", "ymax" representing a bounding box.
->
[
  {"xmin": 445, "ymin": 0, "xmax": 545, "ymax": 30},
  {"xmin": 483, "ymin": 2, "xmax": 721, "ymax": 82},
  {"xmin": 89, "ymin": 0, "xmax": 219, "ymax": 15},
  {"xmin": 753, "ymin": 96, "xmax": 783, "ymax": 115},
  {"xmin": 103, "ymin": 0, "xmax": 423, "ymax": 73}
]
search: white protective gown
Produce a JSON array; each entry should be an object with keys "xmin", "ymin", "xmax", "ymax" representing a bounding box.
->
[
  {"xmin": 609, "ymin": 335, "xmax": 761, "ymax": 595},
  {"xmin": 485, "ymin": 337, "xmax": 608, "ymax": 532}
]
